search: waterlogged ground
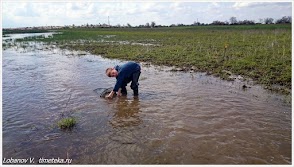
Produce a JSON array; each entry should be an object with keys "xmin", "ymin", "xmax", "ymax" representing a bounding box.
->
[{"xmin": 2, "ymin": 33, "xmax": 291, "ymax": 164}]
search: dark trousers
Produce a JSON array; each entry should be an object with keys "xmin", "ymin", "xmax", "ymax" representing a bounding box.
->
[{"xmin": 121, "ymin": 71, "xmax": 141, "ymax": 95}]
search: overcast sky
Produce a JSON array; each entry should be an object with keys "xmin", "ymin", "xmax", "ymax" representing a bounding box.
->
[{"xmin": 2, "ymin": 0, "xmax": 292, "ymax": 28}]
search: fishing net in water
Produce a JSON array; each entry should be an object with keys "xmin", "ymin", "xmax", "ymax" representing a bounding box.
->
[{"xmin": 93, "ymin": 87, "xmax": 116, "ymax": 98}]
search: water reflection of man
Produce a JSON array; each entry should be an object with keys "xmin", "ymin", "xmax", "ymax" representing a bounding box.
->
[
  {"xmin": 105, "ymin": 61, "xmax": 141, "ymax": 99},
  {"xmin": 110, "ymin": 97, "xmax": 142, "ymax": 128}
]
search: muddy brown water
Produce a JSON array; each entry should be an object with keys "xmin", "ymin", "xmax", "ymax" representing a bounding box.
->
[{"xmin": 2, "ymin": 33, "xmax": 291, "ymax": 164}]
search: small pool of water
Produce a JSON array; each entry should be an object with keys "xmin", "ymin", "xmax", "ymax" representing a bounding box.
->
[{"xmin": 2, "ymin": 33, "xmax": 291, "ymax": 164}]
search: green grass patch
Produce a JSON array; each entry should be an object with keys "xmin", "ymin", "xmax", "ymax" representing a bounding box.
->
[
  {"xmin": 57, "ymin": 117, "xmax": 76, "ymax": 130},
  {"xmin": 11, "ymin": 24, "xmax": 292, "ymax": 93},
  {"xmin": 3, "ymin": 29, "xmax": 50, "ymax": 35}
]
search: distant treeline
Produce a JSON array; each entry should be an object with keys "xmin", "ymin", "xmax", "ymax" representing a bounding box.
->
[
  {"xmin": 67, "ymin": 16, "xmax": 292, "ymax": 29},
  {"xmin": 3, "ymin": 16, "xmax": 291, "ymax": 32},
  {"xmin": 210, "ymin": 16, "xmax": 292, "ymax": 26}
]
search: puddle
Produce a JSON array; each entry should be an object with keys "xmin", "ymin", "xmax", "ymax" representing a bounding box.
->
[{"xmin": 2, "ymin": 33, "xmax": 291, "ymax": 164}]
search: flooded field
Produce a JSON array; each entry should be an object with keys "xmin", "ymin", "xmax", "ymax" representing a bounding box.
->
[{"xmin": 2, "ymin": 33, "xmax": 292, "ymax": 164}]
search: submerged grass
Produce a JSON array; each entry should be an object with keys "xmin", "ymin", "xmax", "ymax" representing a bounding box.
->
[
  {"xmin": 12, "ymin": 24, "xmax": 292, "ymax": 93},
  {"xmin": 57, "ymin": 117, "xmax": 76, "ymax": 130}
]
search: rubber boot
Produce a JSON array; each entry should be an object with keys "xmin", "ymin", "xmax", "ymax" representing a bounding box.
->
[
  {"xmin": 121, "ymin": 87, "xmax": 127, "ymax": 95},
  {"xmin": 133, "ymin": 89, "xmax": 138, "ymax": 96}
]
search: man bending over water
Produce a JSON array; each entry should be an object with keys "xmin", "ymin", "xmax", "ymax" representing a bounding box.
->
[{"xmin": 105, "ymin": 61, "xmax": 141, "ymax": 99}]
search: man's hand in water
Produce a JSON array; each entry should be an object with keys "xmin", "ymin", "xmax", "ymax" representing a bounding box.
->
[
  {"xmin": 106, "ymin": 91, "xmax": 115, "ymax": 99},
  {"xmin": 117, "ymin": 88, "xmax": 122, "ymax": 96}
]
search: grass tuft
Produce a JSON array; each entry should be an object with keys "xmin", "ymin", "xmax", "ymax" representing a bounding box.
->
[{"xmin": 57, "ymin": 117, "xmax": 76, "ymax": 130}]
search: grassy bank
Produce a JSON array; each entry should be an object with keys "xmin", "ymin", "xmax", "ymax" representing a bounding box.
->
[
  {"xmin": 11, "ymin": 24, "xmax": 292, "ymax": 93},
  {"xmin": 3, "ymin": 29, "xmax": 50, "ymax": 35}
]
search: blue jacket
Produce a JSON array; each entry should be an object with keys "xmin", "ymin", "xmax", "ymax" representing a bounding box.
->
[{"xmin": 113, "ymin": 62, "xmax": 141, "ymax": 92}]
